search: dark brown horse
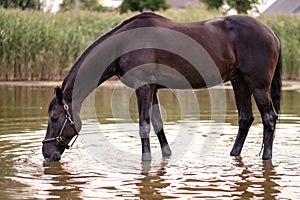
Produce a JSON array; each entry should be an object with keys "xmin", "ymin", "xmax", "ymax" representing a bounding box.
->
[{"xmin": 42, "ymin": 12, "xmax": 282, "ymax": 162}]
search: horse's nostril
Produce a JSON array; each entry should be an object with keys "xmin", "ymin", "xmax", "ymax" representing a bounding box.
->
[
  {"xmin": 53, "ymin": 152, "xmax": 61, "ymax": 161},
  {"xmin": 44, "ymin": 152, "xmax": 50, "ymax": 158}
]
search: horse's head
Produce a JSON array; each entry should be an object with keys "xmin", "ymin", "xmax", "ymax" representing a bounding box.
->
[{"xmin": 42, "ymin": 87, "xmax": 80, "ymax": 162}]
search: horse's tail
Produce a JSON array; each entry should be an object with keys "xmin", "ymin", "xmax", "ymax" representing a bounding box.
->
[{"xmin": 271, "ymin": 46, "xmax": 282, "ymax": 114}]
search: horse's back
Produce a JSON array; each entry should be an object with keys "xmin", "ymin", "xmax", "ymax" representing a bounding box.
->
[
  {"xmin": 114, "ymin": 13, "xmax": 235, "ymax": 87},
  {"xmin": 113, "ymin": 13, "xmax": 280, "ymax": 89}
]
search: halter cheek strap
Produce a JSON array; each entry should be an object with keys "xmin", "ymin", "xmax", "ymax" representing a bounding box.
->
[{"xmin": 42, "ymin": 101, "xmax": 79, "ymax": 149}]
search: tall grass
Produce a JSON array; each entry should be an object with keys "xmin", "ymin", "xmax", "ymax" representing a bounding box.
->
[
  {"xmin": 0, "ymin": 7, "xmax": 299, "ymax": 80},
  {"xmin": 260, "ymin": 15, "xmax": 300, "ymax": 80},
  {"xmin": 0, "ymin": 9, "xmax": 126, "ymax": 80}
]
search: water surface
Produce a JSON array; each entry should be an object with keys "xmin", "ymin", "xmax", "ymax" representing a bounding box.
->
[{"xmin": 0, "ymin": 84, "xmax": 300, "ymax": 199}]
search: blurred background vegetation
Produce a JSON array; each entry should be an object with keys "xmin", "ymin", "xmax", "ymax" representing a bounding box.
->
[
  {"xmin": 0, "ymin": 0, "xmax": 42, "ymax": 10},
  {"xmin": 0, "ymin": 0, "xmax": 299, "ymax": 80}
]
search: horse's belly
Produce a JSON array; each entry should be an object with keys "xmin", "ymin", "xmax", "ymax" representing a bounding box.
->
[{"xmin": 155, "ymin": 66, "xmax": 223, "ymax": 89}]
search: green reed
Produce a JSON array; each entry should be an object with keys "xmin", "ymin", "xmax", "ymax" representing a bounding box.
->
[
  {"xmin": 0, "ymin": 8, "xmax": 299, "ymax": 80},
  {"xmin": 260, "ymin": 15, "xmax": 300, "ymax": 80},
  {"xmin": 0, "ymin": 9, "xmax": 126, "ymax": 80}
]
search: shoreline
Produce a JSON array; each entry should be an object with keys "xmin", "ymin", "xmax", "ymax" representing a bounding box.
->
[{"xmin": 1, "ymin": 80, "xmax": 300, "ymax": 91}]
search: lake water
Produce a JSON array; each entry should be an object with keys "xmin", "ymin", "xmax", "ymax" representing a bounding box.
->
[{"xmin": 0, "ymin": 82, "xmax": 300, "ymax": 199}]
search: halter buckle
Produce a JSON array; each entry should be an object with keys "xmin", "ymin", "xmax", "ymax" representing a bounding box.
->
[
  {"xmin": 56, "ymin": 136, "xmax": 63, "ymax": 142},
  {"xmin": 66, "ymin": 114, "xmax": 75, "ymax": 125},
  {"xmin": 63, "ymin": 102, "xmax": 75, "ymax": 125}
]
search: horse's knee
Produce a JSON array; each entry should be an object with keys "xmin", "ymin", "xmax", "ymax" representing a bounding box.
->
[
  {"xmin": 140, "ymin": 122, "xmax": 151, "ymax": 138},
  {"xmin": 239, "ymin": 116, "xmax": 254, "ymax": 130}
]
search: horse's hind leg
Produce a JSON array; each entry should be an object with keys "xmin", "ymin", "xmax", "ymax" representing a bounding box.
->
[
  {"xmin": 230, "ymin": 73, "xmax": 254, "ymax": 156},
  {"xmin": 151, "ymin": 90, "xmax": 172, "ymax": 157},
  {"xmin": 252, "ymin": 89, "xmax": 277, "ymax": 160}
]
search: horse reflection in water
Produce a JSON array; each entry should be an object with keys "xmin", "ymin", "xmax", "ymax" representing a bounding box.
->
[
  {"xmin": 232, "ymin": 157, "xmax": 280, "ymax": 199},
  {"xmin": 42, "ymin": 12, "xmax": 282, "ymax": 162}
]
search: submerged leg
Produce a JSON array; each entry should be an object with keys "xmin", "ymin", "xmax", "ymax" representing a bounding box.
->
[
  {"xmin": 136, "ymin": 84, "xmax": 155, "ymax": 161},
  {"xmin": 230, "ymin": 74, "xmax": 254, "ymax": 156},
  {"xmin": 253, "ymin": 89, "xmax": 278, "ymax": 160},
  {"xmin": 151, "ymin": 90, "xmax": 172, "ymax": 157}
]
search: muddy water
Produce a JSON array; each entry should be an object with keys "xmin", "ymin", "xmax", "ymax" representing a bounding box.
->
[{"xmin": 0, "ymin": 83, "xmax": 300, "ymax": 199}]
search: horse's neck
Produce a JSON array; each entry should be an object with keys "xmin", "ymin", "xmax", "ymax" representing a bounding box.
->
[
  {"xmin": 60, "ymin": 17, "xmax": 129, "ymax": 111},
  {"xmin": 62, "ymin": 61, "xmax": 115, "ymax": 114}
]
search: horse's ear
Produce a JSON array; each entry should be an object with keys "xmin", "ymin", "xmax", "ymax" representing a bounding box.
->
[{"xmin": 54, "ymin": 87, "xmax": 63, "ymax": 103}]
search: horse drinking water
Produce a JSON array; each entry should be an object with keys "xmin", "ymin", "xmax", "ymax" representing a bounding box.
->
[{"xmin": 42, "ymin": 13, "xmax": 282, "ymax": 162}]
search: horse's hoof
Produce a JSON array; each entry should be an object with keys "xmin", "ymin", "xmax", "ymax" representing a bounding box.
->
[
  {"xmin": 142, "ymin": 152, "xmax": 152, "ymax": 161},
  {"xmin": 230, "ymin": 149, "xmax": 240, "ymax": 156},
  {"xmin": 262, "ymin": 148, "xmax": 272, "ymax": 160},
  {"xmin": 162, "ymin": 145, "xmax": 172, "ymax": 157},
  {"xmin": 262, "ymin": 154, "xmax": 272, "ymax": 160}
]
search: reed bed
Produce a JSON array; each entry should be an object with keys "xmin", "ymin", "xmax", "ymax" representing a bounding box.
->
[
  {"xmin": 0, "ymin": 9, "xmax": 126, "ymax": 80},
  {"xmin": 0, "ymin": 7, "xmax": 299, "ymax": 80},
  {"xmin": 260, "ymin": 15, "xmax": 300, "ymax": 79}
]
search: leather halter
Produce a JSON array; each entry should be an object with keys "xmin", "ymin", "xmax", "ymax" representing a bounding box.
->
[{"xmin": 42, "ymin": 101, "xmax": 79, "ymax": 149}]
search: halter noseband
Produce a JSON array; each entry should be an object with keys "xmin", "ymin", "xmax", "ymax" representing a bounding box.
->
[{"xmin": 42, "ymin": 101, "xmax": 79, "ymax": 149}]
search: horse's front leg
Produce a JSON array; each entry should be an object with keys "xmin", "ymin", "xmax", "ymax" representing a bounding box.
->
[
  {"xmin": 152, "ymin": 90, "xmax": 172, "ymax": 157},
  {"xmin": 135, "ymin": 84, "xmax": 156, "ymax": 161}
]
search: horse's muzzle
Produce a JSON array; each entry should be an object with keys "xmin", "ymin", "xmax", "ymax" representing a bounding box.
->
[{"xmin": 43, "ymin": 150, "xmax": 61, "ymax": 162}]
